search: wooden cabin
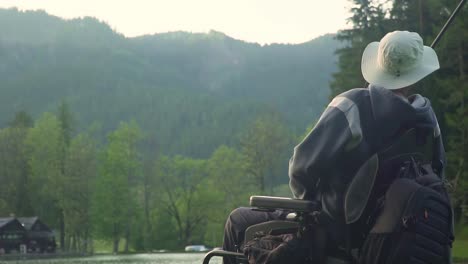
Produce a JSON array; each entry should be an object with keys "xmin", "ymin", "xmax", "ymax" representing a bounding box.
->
[
  {"xmin": 0, "ymin": 217, "xmax": 26, "ymax": 254},
  {"xmin": 17, "ymin": 217, "xmax": 56, "ymax": 253}
]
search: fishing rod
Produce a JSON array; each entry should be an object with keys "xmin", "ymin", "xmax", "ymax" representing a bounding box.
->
[{"xmin": 430, "ymin": 0, "xmax": 466, "ymax": 48}]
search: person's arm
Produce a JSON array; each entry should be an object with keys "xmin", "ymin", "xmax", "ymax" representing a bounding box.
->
[
  {"xmin": 289, "ymin": 96, "xmax": 362, "ymax": 200},
  {"xmin": 430, "ymin": 110, "xmax": 446, "ymax": 179}
]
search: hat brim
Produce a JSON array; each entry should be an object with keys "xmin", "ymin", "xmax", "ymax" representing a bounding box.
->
[{"xmin": 361, "ymin": 42, "xmax": 440, "ymax": 90}]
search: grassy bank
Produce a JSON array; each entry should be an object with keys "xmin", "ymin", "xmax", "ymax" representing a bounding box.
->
[
  {"xmin": 453, "ymin": 240, "xmax": 468, "ymax": 263},
  {"xmin": 454, "ymin": 225, "xmax": 468, "ymax": 262}
]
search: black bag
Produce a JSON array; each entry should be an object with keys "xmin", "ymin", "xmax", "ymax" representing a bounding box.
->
[
  {"xmin": 242, "ymin": 232, "xmax": 314, "ymax": 264},
  {"xmin": 359, "ymin": 161, "xmax": 454, "ymax": 264}
]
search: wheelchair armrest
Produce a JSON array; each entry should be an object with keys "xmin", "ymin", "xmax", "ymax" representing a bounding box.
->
[{"xmin": 250, "ymin": 196, "xmax": 320, "ymax": 212}]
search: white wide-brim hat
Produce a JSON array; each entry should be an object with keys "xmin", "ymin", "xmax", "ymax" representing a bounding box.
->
[{"xmin": 361, "ymin": 31, "xmax": 440, "ymax": 90}]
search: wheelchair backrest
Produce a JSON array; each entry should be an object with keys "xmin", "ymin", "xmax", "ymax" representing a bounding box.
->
[{"xmin": 344, "ymin": 127, "xmax": 436, "ymax": 225}]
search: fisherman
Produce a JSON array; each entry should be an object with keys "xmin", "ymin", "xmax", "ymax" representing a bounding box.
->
[{"xmin": 222, "ymin": 30, "xmax": 445, "ymax": 263}]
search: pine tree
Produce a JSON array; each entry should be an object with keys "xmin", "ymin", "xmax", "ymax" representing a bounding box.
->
[{"xmin": 330, "ymin": 0, "xmax": 389, "ymax": 96}]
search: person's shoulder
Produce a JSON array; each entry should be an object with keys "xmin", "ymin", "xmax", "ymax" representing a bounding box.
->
[
  {"xmin": 332, "ymin": 88, "xmax": 370, "ymax": 106},
  {"xmin": 336, "ymin": 88, "xmax": 369, "ymax": 99}
]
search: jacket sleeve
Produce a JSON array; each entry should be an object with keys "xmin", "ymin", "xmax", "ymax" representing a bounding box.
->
[
  {"xmin": 431, "ymin": 111, "xmax": 446, "ymax": 179},
  {"xmin": 289, "ymin": 98, "xmax": 359, "ymax": 200}
]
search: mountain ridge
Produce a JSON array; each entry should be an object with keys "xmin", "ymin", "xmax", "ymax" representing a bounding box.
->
[
  {"xmin": 1, "ymin": 7, "xmax": 333, "ymax": 46},
  {"xmin": 0, "ymin": 8, "xmax": 341, "ymax": 157}
]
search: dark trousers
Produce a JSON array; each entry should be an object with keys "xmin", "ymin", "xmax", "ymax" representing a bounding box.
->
[{"xmin": 222, "ymin": 207, "xmax": 286, "ymax": 264}]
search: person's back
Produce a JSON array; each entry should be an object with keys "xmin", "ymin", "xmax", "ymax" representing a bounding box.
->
[
  {"xmin": 289, "ymin": 31, "xmax": 444, "ymax": 248},
  {"xmin": 222, "ymin": 30, "xmax": 448, "ymax": 263}
]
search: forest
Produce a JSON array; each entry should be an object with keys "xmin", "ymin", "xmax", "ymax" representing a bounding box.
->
[{"xmin": 0, "ymin": 0, "xmax": 467, "ymax": 255}]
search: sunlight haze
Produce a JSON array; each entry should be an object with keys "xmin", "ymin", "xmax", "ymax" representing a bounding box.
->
[{"xmin": 0, "ymin": 0, "xmax": 351, "ymax": 44}]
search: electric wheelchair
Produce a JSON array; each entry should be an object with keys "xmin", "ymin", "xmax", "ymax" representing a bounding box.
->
[{"xmin": 202, "ymin": 127, "xmax": 444, "ymax": 264}]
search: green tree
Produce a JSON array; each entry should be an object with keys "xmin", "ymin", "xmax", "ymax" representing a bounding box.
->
[
  {"xmin": 204, "ymin": 145, "xmax": 252, "ymax": 246},
  {"xmin": 62, "ymin": 132, "xmax": 97, "ymax": 253},
  {"xmin": 57, "ymin": 100, "xmax": 74, "ymax": 250},
  {"xmin": 240, "ymin": 113, "xmax": 292, "ymax": 194},
  {"xmin": 139, "ymin": 157, "xmax": 157, "ymax": 250},
  {"xmin": 150, "ymin": 207, "xmax": 180, "ymax": 250},
  {"xmin": 92, "ymin": 121, "xmax": 142, "ymax": 253},
  {"xmin": 25, "ymin": 112, "xmax": 64, "ymax": 234},
  {"xmin": 0, "ymin": 111, "xmax": 33, "ymax": 216},
  {"xmin": 207, "ymin": 145, "xmax": 251, "ymax": 208},
  {"xmin": 154, "ymin": 155, "xmax": 209, "ymax": 247},
  {"xmin": 0, "ymin": 127, "xmax": 29, "ymax": 215},
  {"xmin": 9, "ymin": 110, "xmax": 33, "ymax": 128}
]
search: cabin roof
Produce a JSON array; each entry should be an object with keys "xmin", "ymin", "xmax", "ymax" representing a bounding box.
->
[
  {"xmin": 0, "ymin": 217, "xmax": 26, "ymax": 233},
  {"xmin": 0, "ymin": 217, "xmax": 15, "ymax": 229},
  {"xmin": 17, "ymin": 217, "xmax": 52, "ymax": 233},
  {"xmin": 17, "ymin": 217, "xmax": 39, "ymax": 230}
]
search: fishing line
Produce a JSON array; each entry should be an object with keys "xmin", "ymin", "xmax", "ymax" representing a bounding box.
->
[{"xmin": 430, "ymin": 0, "xmax": 466, "ymax": 48}]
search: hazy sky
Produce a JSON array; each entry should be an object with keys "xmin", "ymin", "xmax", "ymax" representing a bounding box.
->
[{"xmin": 0, "ymin": 0, "xmax": 352, "ymax": 44}]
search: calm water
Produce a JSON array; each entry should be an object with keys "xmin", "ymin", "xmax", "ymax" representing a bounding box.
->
[{"xmin": 0, "ymin": 253, "xmax": 222, "ymax": 264}]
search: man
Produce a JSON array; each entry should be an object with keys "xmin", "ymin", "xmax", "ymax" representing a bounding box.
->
[{"xmin": 223, "ymin": 30, "xmax": 445, "ymax": 263}]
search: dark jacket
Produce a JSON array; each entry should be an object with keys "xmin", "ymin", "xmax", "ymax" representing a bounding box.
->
[{"xmin": 288, "ymin": 85, "xmax": 445, "ymax": 238}]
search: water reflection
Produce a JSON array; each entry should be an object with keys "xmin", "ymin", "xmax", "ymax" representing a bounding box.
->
[{"xmin": 2, "ymin": 253, "xmax": 223, "ymax": 264}]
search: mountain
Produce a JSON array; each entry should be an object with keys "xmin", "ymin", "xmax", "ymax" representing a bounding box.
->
[{"xmin": 0, "ymin": 8, "xmax": 340, "ymax": 157}]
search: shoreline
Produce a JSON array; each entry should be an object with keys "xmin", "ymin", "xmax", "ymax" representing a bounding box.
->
[
  {"xmin": 0, "ymin": 252, "xmax": 89, "ymax": 261},
  {"xmin": 0, "ymin": 251, "xmax": 209, "ymax": 261},
  {"xmin": 0, "ymin": 252, "xmax": 466, "ymax": 263}
]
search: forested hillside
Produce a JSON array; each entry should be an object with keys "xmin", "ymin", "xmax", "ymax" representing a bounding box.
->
[
  {"xmin": 0, "ymin": 8, "xmax": 338, "ymax": 158},
  {"xmin": 0, "ymin": 8, "xmax": 339, "ymax": 253}
]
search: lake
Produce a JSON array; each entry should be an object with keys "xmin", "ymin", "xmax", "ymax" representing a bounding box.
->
[
  {"xmin": 0, "ymin": 253, "xmax": 222, "ymax": 264},
  {"xmin": 1, "ymin": 253, "xmax": 467, "ymax": 264}
]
